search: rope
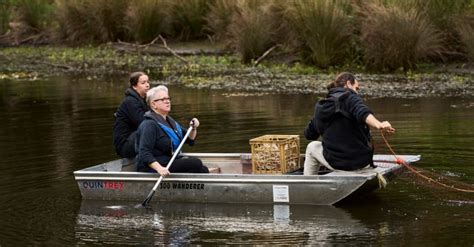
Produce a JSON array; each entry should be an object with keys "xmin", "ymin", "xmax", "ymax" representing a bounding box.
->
[{"xmin": 379, "ymin": 130, "xmax": 474, "ymax": 193}]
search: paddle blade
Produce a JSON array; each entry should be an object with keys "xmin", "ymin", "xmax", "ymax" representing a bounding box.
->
[{"xmin": 141, "ymin": 190, "xmax": 155, "ymax": 207}]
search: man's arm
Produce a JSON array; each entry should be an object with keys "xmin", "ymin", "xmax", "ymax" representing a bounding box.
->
[{"xmin": 365, "ymin": 114, "xmax": 396, "ymax": 133}]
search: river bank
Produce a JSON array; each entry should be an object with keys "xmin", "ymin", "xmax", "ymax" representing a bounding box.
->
[{"xmin": 0, "ymin": 45, "xmax": 473, "ymax": 98}]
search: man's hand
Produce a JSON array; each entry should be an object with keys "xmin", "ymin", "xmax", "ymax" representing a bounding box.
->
[{"xmin": 380, "ymin": 121, "xmax": 396, "ymax": 134}]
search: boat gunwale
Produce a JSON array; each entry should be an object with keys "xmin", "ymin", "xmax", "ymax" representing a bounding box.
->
[
  {"xmin": 73, "ymin": 176, "xmax": 340, "ymax": 183},
  {"xmin": 73, "ymin": 153, "xmax": 420, "ymax": 182}
]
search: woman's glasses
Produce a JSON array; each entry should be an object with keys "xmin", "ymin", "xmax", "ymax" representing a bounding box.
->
[{"xmin": 153, "ymin": 97, "xmax": 171, "ymax": 102}]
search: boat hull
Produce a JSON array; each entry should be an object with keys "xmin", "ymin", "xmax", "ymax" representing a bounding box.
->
[{"xmin": 74, "ymin": 153, "xmax": 420, "ymax": 205}]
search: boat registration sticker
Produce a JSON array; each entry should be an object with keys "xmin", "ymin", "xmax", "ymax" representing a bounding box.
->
[{"xmin": 273, "ymin": 185, "xmax": 289, "ymax": 203}]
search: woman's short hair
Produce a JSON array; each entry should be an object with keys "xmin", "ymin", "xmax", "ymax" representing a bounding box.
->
[{"xmin": 146, "ymin": 85, "xmax": 168, "ymax": 105}]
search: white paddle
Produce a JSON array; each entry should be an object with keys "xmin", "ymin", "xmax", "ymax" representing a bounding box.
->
[{"xmin": 140, "ymin": 126, "xmax": 193, "ymax": 207}]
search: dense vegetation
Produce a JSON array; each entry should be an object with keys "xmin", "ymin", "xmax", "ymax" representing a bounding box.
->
[{"xmin": 1, "ymin": 0, "xmax": 473, "ymax": 71}]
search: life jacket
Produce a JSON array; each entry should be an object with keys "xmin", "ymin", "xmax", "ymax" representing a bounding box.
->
[
  {"xmin": 142, "ymin": 111, "xmax": 184, "ymax": 154},
  {"xmin": 156, "ymin": 120, "xmax": 183, "ymax": 153}
]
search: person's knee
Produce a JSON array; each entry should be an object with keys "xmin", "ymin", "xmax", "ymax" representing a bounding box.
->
[
  {"xmin": 201, "ymin": 165, "xmax": 209, "ymax": 173},
  {"xmin": 308, "ymin": 141, "xmax": 321, "ymax": 149},
  {"xmin": 195, "ymin": 159, "xmax": 209, "ymax": 173},
  {"xmin": 305, "ymin": 141, "xmax": 313, "ymax": 153},
  {"xmin": 120, "ymin": 142, "xmax": 136, "ymax": 159},
  {"xmin": 190, "ymin": 158, "xmax": 208, "ymax": 173},
  {"xmin": 305, "ymin": 141, "xmax": 320, "ymax": 155}
]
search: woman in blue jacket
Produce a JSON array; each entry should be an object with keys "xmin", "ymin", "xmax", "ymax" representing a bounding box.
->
[
  {"xmin": 303, "ymin": 72, "xmax": 395, "ymax": 174},
  {"xmin": 136, "ymin": 85, "xmax": 209, "ymax": 175}
]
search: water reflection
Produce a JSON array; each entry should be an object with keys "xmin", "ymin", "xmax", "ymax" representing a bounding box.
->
[
  {"xmin": 76, "ymin": 201, "xmax": 371, "ymax": 245},
  {"xmin": 0, "ymin": 77, "xmax": 473, "ymax": 245}
]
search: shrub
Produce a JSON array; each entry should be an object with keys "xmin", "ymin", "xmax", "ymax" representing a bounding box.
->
[
  {"xmin": 125, "ymin": 0, "xmax": 171, "ymax": 43},
  {"xmin": 455, "ymin": 14, "xmax": 474, "ymax": 62},
  {"xmin": 287, "ymin": 0, "xmax": 353, "ymax": 68},
  {"xmin": 228, "ymin": 0, "xmax": 277, "ymax": 64},
  {"xmin": 0, "ymin": 0, "xmax": 12, "ymax": 35},
  {"xmin": 414, "ymin": 0, "xmax": 470, "ymax": 29},
  {"xmin": 204, "ymin": 0, "xmax": 238, "ymax": 42},
  {"xmin": 414, "ymin": 0, "xmax": 471, "ymax": 58},
  {"xmin": 170, "ymin": 0, "xmax": 210, "ymax": 41},
  {"xmin": 359, "ymin": 2, "xmax": 444, "ymax": 71},
  {"xmin": 55, "ymin": 0, "xmax": 129, "ymax": 44},
  {"xmin": 15, "ymin": 0, "xmax": 54, "ymax": 32}
]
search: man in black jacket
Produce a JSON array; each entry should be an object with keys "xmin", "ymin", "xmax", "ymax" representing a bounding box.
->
[
  {"xmin": 113, "ymin": 72, "xmax": 150, "ymax": 159},
  {"xmin": 303, "ymin": 72, "xmax": 395, "ymax": 174}
]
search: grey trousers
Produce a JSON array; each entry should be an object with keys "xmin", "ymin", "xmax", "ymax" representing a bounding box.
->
[{"xmin": 303, "ymin": 141, "xmax": 335, "ymax": 175}]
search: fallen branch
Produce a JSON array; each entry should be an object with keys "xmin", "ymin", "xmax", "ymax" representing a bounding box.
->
[
  {"xmin": 19, "ymin": 33, "xmax": 43, "ymax": 44},
  {"xmin": 116, "ymin": 35, "xmax": 189, "ymax": 64},
  {"xmin": 135, "ymin": 36, "xmax": 160, "ymax": 49},
  {"xmin": 253, "ymin": 44, "xmax": 281, "ymax": 67},
  {"xmin": 41, "ymin": 61, "xmax": 74, "ymax": 71},
  {"xmin": 157, "ymin": 35, "xmax": 189, "ymax": 64}
]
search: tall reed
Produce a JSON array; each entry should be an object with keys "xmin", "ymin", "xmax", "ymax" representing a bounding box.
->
[
  {"xmin": 16, "ymin": 0, "xmax": 54, "ymax": 32},
  {"xmin": 414, "ymin": 0, "xmax": 471, "ymax": 56},
  {"xmin": 204, "ymin": 0, "xmax": 238, "ymax": 42},
  {"xmin": 125, "ymin": 0, "xmax": 171, "ymax": 43},
  {"xmin": 359, "ymin": 2, "xmax": 444, "ymax": 71},
  {"xmin": 287, "ymin": 0, "xmax": 353, "ymax": 68},
  {"xmin": 455, "ymin": 14, "xmax": 474, "ymax": 62},
  {"xmin": 170, "ymin": 0, "xmax": 210, "ymax": 41},
  {"xmin": 413, "ymin": 0, "xmax": 470, "ymax": 29},
  {"xmin": 228, "ymin": 0, "xmax": 277, "ymax": 64},
  {"xmin": 55, "ymin": 0, "xmax": 128, "ymax": 43},
  {"xmin": 0, "ymin": 0, "xmax": 11, "ymax": 35}
]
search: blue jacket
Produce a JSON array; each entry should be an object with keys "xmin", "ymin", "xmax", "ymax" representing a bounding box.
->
[
  {"xmin": 304, "ymin": 88, "xmax": 373, "ymax": 170},
  {"xmin": 136, "ymin": 111, "xmax": 194, "ymax": 172},
  {"xmin": 113, "ymin": 88, "xmax": 148, "ymax": 156}
]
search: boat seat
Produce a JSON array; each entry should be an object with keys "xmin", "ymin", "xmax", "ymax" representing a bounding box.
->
[{"xmin": 117, "ymin": 158, "xmax": 136, "ymax": 172}]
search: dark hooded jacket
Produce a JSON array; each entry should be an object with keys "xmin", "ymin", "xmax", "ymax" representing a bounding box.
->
[
  {"xmin": 113, "ymin": 88, "xmax": 148, "ymax": 157},
  {"xmin": 304, "ymin": 87, "xmax": 373, "ymax": 170},
  {"xmin": 136, "ymin": 111, "xmax": 194, "ymax": 172}
]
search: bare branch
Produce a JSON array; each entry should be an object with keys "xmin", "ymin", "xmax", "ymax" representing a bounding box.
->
[
  {"xmin": 113, "ymin": 35, "xmax": 189, "ymax": 64},
  {"xmin": 157, "ymin": 35, "xmax": 189, "ymax": 64},
  {"xmin": 253, "ymin": 44, "xmax": 281, "ymax": 67}
]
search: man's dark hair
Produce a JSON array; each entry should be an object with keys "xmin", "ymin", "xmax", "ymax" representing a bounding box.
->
[
  {"xmin": 129, "ymin": 72, "xmax": 145, "ymax": 87},
  {"xmin": 327, "ymin": 72, "xmax": 356, "ymax": 90}
]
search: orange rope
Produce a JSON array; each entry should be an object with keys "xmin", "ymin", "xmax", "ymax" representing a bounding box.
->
[{"xmin": 379, "ymin": 130, "xmax": 474, "ymax": 193}]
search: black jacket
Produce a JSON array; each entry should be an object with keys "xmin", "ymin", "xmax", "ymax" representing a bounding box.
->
[
  {"xmin": 304, "ymin": 88, "xmax": 373, "ymax": 170},
  {"xmin": 113, "ymin": 88, "xmax": 148, "ymax": 156},
  {"xmin": 136, "ymin": 111, "xmax": 194, "ymax": 172}
]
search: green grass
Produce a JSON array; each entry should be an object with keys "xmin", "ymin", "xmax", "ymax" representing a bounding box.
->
[{"xmin": 1, "ymin": 0, "xmax": 473, "ymax": 71}]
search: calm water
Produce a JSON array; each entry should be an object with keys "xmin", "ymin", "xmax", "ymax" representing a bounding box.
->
[{"xmin": 0, "ymin": 77, "xmax": 473, "ymax": 245}]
